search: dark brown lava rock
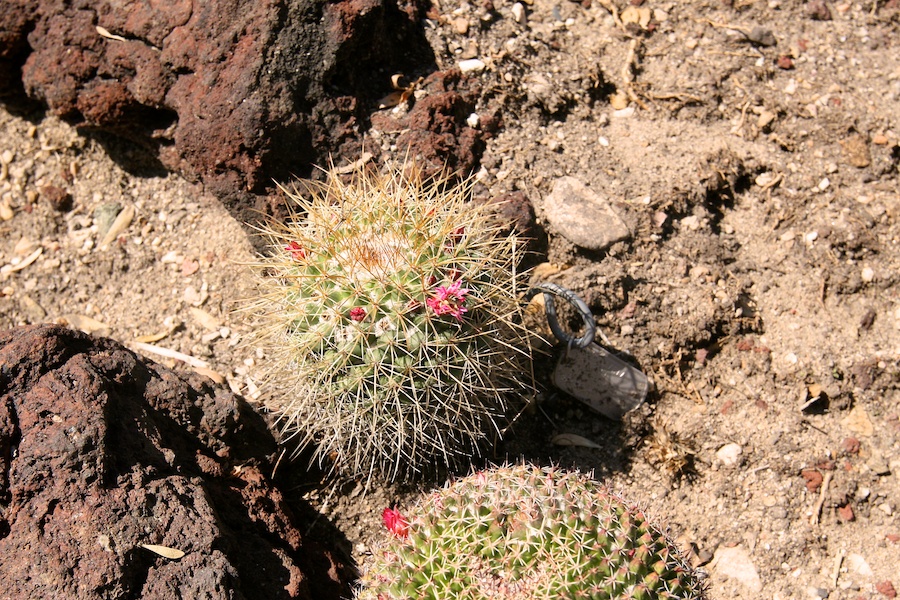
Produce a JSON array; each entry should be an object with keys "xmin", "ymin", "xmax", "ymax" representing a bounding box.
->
[
  {"xmin": 0, "ymin": 0, "xmax": 467, "ymax": 226},
  {"xmin": 0, "ymin": 324, "xmax": 352, "ymax": 600}
]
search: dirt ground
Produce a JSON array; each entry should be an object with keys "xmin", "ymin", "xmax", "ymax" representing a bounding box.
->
[{"xmin": 1, "ymin": 0, "xmax": 898, "ymax": 598}]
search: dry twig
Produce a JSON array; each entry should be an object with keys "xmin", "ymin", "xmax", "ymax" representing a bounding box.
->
[{"xmin": 809, "ymin": 470, "xmax": 833, "ymax": 525}]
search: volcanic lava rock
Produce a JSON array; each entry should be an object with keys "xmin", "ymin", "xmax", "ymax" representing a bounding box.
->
[
  {"xmin": 0, "ymin": 324, "xmax": 352, "ymax": 600},
  {"xmin": 0, "ymin": 0, "xmax": 455, "ymax": 223}
]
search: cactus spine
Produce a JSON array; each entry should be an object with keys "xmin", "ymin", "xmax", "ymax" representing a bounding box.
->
[
  {"xmin": 244, "ymin": 163, "xmax": 533, "ymax": 482},
  {"xmin": 360, "ymin": 464, "xmax": 707, "ymax": 600}
]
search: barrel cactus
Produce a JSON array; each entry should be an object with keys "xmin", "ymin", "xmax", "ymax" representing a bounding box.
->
[
  {"xmin": 243, "ymin": 163, "xmax": 534, "ymax": 482},
  {"xmin": 360, "ymin": 464, "xmax": 707, "ymax": 599}
]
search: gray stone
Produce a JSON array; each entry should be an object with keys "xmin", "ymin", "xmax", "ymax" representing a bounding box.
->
[
  {"xmin": 712, "ymin": 545, "xmax": 763, "ymax": 593},
  {"xmin": 541, "ymin": 177, "xmax": 631, "ymax": 251}
]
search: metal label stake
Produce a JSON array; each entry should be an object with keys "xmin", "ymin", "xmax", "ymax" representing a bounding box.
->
[{"xmin": 525, "ymin": 283, "xmax": 649, "ymax": 420}]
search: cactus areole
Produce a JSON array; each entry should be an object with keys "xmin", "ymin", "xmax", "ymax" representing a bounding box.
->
[
  {"xmin": 360, "ymin": 465, "xmax": 708, "ymax": 600},
  {"xmin": 244, "ymin": 163, "xmax": 534, "ymax": 482}
]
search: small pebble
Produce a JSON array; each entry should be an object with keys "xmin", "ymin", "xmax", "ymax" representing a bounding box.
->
[
  {"xmin": 681, "ymin": 215, "xmax": 702, "ymax": 231},
  {"xmin": 511, "ymin": 2, "xmax": 526, "ymax": 24},
  {"xmin": 755, "ymin": 172, "xmax": 776, "ymax": 187},
  {"xmin": 757, "ymin": 111, "xmax": 776, "ymax": 129},
  {"xmin": 458, "ymin": 58, "xmax": 486, "ymax": 74},
  {"xmin": 453, "ymin": 17, "xmax": 469, "ymax": 35},
  {"xmin": 776, "ymin": 55, "xmax": 794, "ymax": 69},
  {"xmin": 806, "ymin": 0, "xmax": 832, "ymax": 20},
  {"xmin": 838, "ymin": 504, "xmax": 855, "ymax": 522},
  {"xmin": 847, "ymin": 553, "xmax": 873, "ymax": 576},
  {"xmin": 713, "ymin": 545, "xmax": 762, "ymax": 592},
  {"xmin": 748, "ymin": 26, "xmax": 777, "ymax": 47},
  {"xmin": 861, "ymin": 267, "xmax": 875, "ymax": 282},
  {"xmin": 716, "ymin": 443, "xmax": 743, "ymax": 467},
  {"xmin": 875, "ymin": 580, "xmax": 896, "ymax": 598},
  {"xmin": 41, "ymin": 185, "xmax": 73, "ymax": 212}
]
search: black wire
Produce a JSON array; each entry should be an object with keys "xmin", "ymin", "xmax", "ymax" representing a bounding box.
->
[{"xmin": 523, "ymin": 282, "xmax": 596, "ymax": 349}]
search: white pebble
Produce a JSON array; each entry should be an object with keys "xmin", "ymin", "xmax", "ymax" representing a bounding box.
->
[
  {"xmin": 466, "ymin": 113, "xmax": 480, "ymax": 128},
  {"xmin": 817, "ymin": 177, "xmax": 830, "ymax": 191},
  {"xmin": 755, "ymin": 172, "xmax": 776, "ymax": 187},
  {"xmin": 716, "ymin": 442, "xmax": 743, "ymax": 467},
  {"xmin": 511, "ymin": 2, "xmax": 526, "ymax": 24},
  {"xmin": 458, "ymin": 59, "xmax": 486, "ymax": 74},
  {"xmin": 681, "ymin": 215, "xmax": 702, "ymax": 231},
  {"xmin": 861, "ymin": 266, "xmax": 875, "ymax": 282},
  {"xmin": 847, "ymin": 553, "xmax": 873, "ymax": 576}
]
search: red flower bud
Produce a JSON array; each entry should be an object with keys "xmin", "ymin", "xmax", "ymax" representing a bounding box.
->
[
  {"xmin": 382, "ymin": 507, "xmax": 409, "ymax": 538},
  {"xmin": 285, "ymin": 241, "xmax": 306, "ymax": 260}
]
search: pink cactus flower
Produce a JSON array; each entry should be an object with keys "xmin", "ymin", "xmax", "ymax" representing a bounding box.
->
[
  {"xmin": 285, "ymin": 241, "xmax": 306, "ymax": 260},
  {"xmin": 451, "ymin": 226, "xmax": 466, "ymax": 240},
  {"xmin": 349, "ymin": 307, "xmax": 367, "ymax": 322},
  {"xmin": 426, "ymin": 280, "xmax": 469, "ymax": 321},
  {"xmin": 382, "ymin": 507, "xmax": 409, "ymax": 538}
]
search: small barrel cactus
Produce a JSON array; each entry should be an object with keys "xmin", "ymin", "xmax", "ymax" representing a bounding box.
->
[
  {"xmin": 360, "ymin": 464, "xmax": 707, "ymax": 600},
  {"xmin": 243, "ymin": 163, "xmax": 533, "ymax": 481}
]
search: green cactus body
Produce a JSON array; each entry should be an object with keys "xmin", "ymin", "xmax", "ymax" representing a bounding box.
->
[
  {"xmin": 361, "ymin": 465, "xmax": 707, "ymax": 600},
  {"xmin": 244, "ymin": 165, "xmax": 533, "ymax": 481}
]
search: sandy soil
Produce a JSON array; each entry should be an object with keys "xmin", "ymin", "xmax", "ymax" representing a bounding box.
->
[{"xmin": 1, "ymin": 1, "xmax": 898, "ymax": 599}]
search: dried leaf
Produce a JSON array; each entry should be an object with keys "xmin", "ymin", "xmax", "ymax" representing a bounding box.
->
[
  {"xmin": 378, "ymin": 91, "xmax": 406, "ymax": 109},
  {"xmin": 140, "ymin": 544, "xmax": 185, "ymax": 560},
  {"xmin": 194, "ymin": 366, "xmax": 226, "ymax": 384},
  {"xmin": 390, "ymin": 74, "xmax": 410, "ymax": 90},
  {"xmin": 95, "ymin": 26, "xmax": 128, "ymax": 42},
  {"xmin": 134, "ymin": 327, "xmax": 175, "ymax": 343},
  {"xmin": 132, "ymin": 341, "xmax": 210, "ymax": 369},
  {"xmin": 98, "ymin": 204, "xmax": 135, "ymax": 248},
  {"xmin": 14, "ymin": 237, "xmax": 38, "ymax": 256},
  {"xmin": 189, "ymin": 307, "xmax": 221, "ymax": 331},
  {"xmin": 551, "ymin": 433, "xmax": 601, "ymax": 449},
  {"xmin": 334, "ymin": 153, "xmax": 374, "ymax": 175},
  {"xmin": 4, "ymin": 247, "xmax": 42, "ymax": 273}
]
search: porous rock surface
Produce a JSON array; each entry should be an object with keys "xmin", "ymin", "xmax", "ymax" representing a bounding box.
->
[
  {"xmin": 0, "ymin": 324, "xmax": 352, "ymax": 600},
  {"xmin": 0, "ymin": 0, "xmax": 485, "ymax": 223}
]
